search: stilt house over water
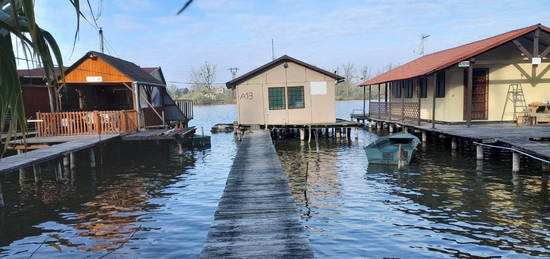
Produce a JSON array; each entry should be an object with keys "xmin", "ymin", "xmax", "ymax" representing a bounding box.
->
[
  {"xmin": 359, "ymin": 24, "xmax": 550, "ymax": 127},
  {"xmin": 226, "ymin": 55, "xmax": 344, "ymax": 126},
  {"xmin": 34, "ymin": 51, "xmax": 191, "ymax": 137}
]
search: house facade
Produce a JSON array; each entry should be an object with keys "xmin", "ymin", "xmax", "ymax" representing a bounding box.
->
[
  {"xmin": 226, "ymin": 55, "xmax": 344, "ymax": 126},
  {"xmin": 360, "ymin": 24, "xmax": 550, "ymax": 125}
]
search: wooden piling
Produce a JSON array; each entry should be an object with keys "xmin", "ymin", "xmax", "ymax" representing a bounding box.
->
[
  {"xmin": 421, "ymin": 132, "xmax": 427, "ymax": 143},
  {"xmin": 299, "ymin": 128, "xmax": 305, "ymax": 140},
  {"xmin": 451, "ymin": 138, "xmax": 457, "ymax": 150},
  {"xmin": 476, "ymin": 145, "xmax": 483, "ymax": 160},
  {"xmin": 512, "ymin": 152, "xmax": 520, "ymax": 172},
  {"xmin": 354, "ymin": 127, "xmax": 359, "ymax": 139},
  {"xmin": 542, "ymin": 162, "xmax": 550, "ymax": 172},
  {"xmin": 89, "ymin": 148, "xmax": 97, "ymax": 168},
  {"xmin": 389, "ymin": 124, "xmax": 394, "ymax": 133},
  {"xmin": 33, "ymin": 164, "xmax": 42, "ymax": 184},
  {"xmin": 70, "ymin": 152, "xmax": 76, "ymax": 170},
  {"xmin": 0, "ymin": 181, "xmax": 4, "ymax": 208}
]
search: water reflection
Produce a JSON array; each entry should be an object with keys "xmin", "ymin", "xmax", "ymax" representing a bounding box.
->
[{"xmin": 277, "ymin": 129, "xmax": 550, "ymax": 258}]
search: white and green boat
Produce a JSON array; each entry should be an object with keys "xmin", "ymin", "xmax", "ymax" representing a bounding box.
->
[{"xmin": 364, "ymin": 133, "xmax": 420, "ymax": 165}]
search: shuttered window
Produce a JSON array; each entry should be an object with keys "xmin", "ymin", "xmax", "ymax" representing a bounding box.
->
[
  {"xmin": 392, "ymin": 81, "xmax": 401, "ymax": 98},
  {"xmin": 419, "ymin": 77, "xmax": 427, "ymax": 98},
  {"xmin": 436, "ymin": 71, "xmax": 446, "ymax": 98},
  {"xmin": 404, "ymin": 80, "xmax": 414, "ymax": 98},
  {"xmin": 268, "ymin": 87, "xmax": 285, "ymax": 110},
  {"xmin": 287, "ymin": 86, "xmax": 305, "ymax": 109}
]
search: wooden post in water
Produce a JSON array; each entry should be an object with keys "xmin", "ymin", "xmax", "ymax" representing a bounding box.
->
[
  {"xmin": 70, "ymin": 152, "xmax": 76, "ymax": 171},
  {"xmin": 354, "ymin": 127, "xmax": 359, "ymax": 140},
  {"xmin": 299, "ymin": 128, "xmax": 305, "ymax": 141},
  {"xmin": 33, "ymin": 164, "xmax": 42, "ymax": 184},
  {"xmin": 89, "ymin": 148, "xmax": 96, "ymax": 168},
  {"xmin": 0, "ymin": 181, "xmax": 4, "ymax": 208},
  {"xmin": 451, "ymin": 138, "xmax": 457, "ymax": 150},
  {"xmin": 512, "ymin": 152, "xmax": 520, "ymax": 172},
  {"xmin": 476, "ymin": 145, "xmax": 484, "ymax": 160},
  {"xmin": 422, "ymin": 132, "xmax": 427, "ymax": 143}
]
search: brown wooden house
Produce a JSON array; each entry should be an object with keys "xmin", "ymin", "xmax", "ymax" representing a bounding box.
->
[{"xmin": 35, "ymin": 51, "xmax": 190, "ymax": 137}]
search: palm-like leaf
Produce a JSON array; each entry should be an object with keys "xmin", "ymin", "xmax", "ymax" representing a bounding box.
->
[{"xmin": 0, "ymin": 0, "xmax": 68, "ymax": 157}]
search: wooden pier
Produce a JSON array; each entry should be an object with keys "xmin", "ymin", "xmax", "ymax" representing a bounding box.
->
[
  {"xmin": 354, "ymin": 113, "xmax": 550, "ymax": 171},
  {"xmin": 0, "ymin": 135, "xmax": 118, "ymax": 174},
  {"xmin": 201, "ymin": 131, "xmax": 313, "ymax": 258}
]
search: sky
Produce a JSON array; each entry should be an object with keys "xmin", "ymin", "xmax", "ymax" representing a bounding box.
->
[{"xmin": 27, "ymin": 0, "xmax": 550, "ymax": 88}]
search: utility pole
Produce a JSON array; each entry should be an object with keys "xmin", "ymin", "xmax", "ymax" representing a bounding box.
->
[
  {"xmin": 99, "ymin": 27, "xmax": 104, "ymax": 53},
  {"xmin": 416, "ymin": 33, "xmax": 430, "ymax": 56},
  {"xmin": 228, "ymin": 67, "xmax": 239, "ymax": 79},
  {"xmin": 271, "ymin": 38, "xmax": 275, "ymax": 60}
]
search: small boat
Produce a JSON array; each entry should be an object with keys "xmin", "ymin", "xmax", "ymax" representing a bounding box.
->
[{"xmin": 364, "ymin": 133, "xmax": 420, "ymax": 165}]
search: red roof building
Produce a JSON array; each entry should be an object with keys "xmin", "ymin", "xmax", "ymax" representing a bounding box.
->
[{"xmin": 357, "ymin": 24, "xmax": 550, "ymax": 126}]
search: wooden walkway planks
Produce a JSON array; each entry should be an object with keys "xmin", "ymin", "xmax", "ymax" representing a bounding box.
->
[
  {"xmin": 363, "ymin": 117, "xmax": 550, "ymax": 160},
  {"xmin": 121, "ymin": 127, "xmax": 195, "ymax": 141},
  {"xmin": 0, "ymin": 135, "xmax": 118, "ymax": 174},
  {"xmin": 200, "ymin": 131, "xmax": 313, "ymax": 258}
]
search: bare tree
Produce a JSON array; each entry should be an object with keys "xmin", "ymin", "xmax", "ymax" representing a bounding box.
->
[
  {"xmin": 360, "ymin": 65, "xmax": 371, "ymax": 81},
  {"xmin": 337, "ymin": 63, "xmax": 356, "ymax": 97},
  {"xmin": 190, "ymin": 62, "xmax": 217, "ymax": 89}
]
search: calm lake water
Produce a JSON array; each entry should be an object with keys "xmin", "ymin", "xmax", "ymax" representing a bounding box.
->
[{"xmin": 0, "ymin": 100, "xmax": 549, "ymax": 258}]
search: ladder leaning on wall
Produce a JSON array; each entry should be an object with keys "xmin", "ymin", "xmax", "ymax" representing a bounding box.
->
[{"xmin": 501, "ymin": 83, "xmax": 529, "ymax": 123}]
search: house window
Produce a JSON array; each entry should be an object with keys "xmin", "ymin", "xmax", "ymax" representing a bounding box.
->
[
  {"xmin": 404, "ymin": 80, "xmax": 414, "ymax": 98},
  {"xmin": 268, "ymin": 87, "xmax": 285, "ymax": 110},
  {"xmin": 436, "ymin": 71, "xmax": 445, "ymax": 98},
  {"xmin": 287, "ymin": 86, "xmax": 305, "ymax": 109},
  {"xmin": 392, "ymin": 81, "xmax": 401, "ymax": 98},
  {"xmin": 419, "ymin": 77, "xmax": 427, "ymax": 98}
]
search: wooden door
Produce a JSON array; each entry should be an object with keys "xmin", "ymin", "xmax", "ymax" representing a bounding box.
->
[{"xmin": 464, "ymin": 68, "xmax": 488, "ymax": 120}]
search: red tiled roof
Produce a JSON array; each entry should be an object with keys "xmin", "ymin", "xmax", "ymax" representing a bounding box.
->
[{"xmin": 360, "ymin": 24, "xmax": 550, "ymax": 86}]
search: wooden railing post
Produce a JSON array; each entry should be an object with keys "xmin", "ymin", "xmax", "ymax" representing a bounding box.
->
[
  {"xmin": 93, "ymin": 111, "xmax": 101, "ymax": 134},
  {"xmin": 121, "ymin": 111, "xmax": 128, "ymax": 133}
]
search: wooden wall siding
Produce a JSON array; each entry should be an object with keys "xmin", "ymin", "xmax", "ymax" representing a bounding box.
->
[
  {"xmin": 22, "ymin": 86, "xmax": 51, "ymax": 119},
  {"xmin": 142, "ymin": 106, "xmax": 164, "ymax": 127},
  {"xmin": 63, "ymin": 57, "xmax": 132, "ymax": 83},
  {"xmin": 37, "ymin": 110, "xmax": 137, "ymax": 136}
]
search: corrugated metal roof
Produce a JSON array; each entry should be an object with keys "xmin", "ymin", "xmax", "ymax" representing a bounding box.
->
[
  {"xmin": 360, "ymin": 24, "xmax": 550, "ymax": 86},
  {"xmin": 226, "ymin": 55, "xmax": 344, "ymax": 88}
]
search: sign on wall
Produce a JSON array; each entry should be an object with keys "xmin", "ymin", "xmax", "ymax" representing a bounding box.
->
[
  {"xmin": 310, "ymin": 81, "xmax": 327, "ymax": 95},
  {"xmin": 86, "ymin": 76, "xmax": 103, "ymax": 82}
]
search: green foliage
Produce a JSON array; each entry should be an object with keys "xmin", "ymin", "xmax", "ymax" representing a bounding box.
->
[
  {"xmin": 173, "ymin": 86, "xmax": 235, "ymax": 106},
  {"xmin": 0, "ymin": 0, "xmax": 70, "ymax": 156}
]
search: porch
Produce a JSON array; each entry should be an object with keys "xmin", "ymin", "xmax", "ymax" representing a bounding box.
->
[{"xmin": 36, "ymin": 110, "xmax": 137, "ymax": 137}]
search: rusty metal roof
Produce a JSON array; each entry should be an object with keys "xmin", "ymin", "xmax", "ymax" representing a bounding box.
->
[{"xmin": 360, "ymin": 24, "xmax": 550, "ymax": 86}]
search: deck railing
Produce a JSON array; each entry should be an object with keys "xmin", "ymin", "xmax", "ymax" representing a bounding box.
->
[
  {"xmin": 36, "ymin": 110, "xmax": 137, "ymax": 137},
  {"xmin": 369, "ymin": 102, "xmax": 420, "ymax": 123},
  {"xmin": 175, "ymin": 99, "xmax": 193, "ymax": 120}
]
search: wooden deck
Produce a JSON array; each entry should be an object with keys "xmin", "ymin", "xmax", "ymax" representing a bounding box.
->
[
  {"xmin": 200, "ymin": 131, "xmax": 313, "ymax": 258},
  {"xmin": 121, "ymin": 127, "xmax": 195, "ymax": 141},
  {"xmin": 0, "ymin": 135, "xmax": 118, "ymax": 174},
  {"xmin": 362, "ymin": 116, "xmax": 550, "ymax": 160}
]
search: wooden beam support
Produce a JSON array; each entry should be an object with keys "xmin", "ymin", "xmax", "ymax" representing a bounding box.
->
[
  {"xmin": 363, "ymin": 86, "xmax": 366, "ymax": 117},
  {"xmin": 513, "ymin": 39, "xmax": 532, "ymax": 58},
  {"xmin": 474, "ymin": 59, "xmax": 530, "ymax": 65},
  {"xmin": 540, "ymin": 45, "xmax": 550, "ymax": 58},
  {"xmin": 534, "ymin": 28, "xmax": 540, "ymax": 58},
  {"xmin": 400, "ymin": 80, "xmax": 405, "ymax": 122},
  {"xmin": 431, "ymin": 74, "xmax": 437, "ymax": 129},
  {"xmin": 389, "ymin": 82, "xmax": 392, "ymax": 121},
  {"xmin": 467, "ymin": 60, "xmax": 474, "ymax": 127},
  {"xmin": 368, "ymin": 85, "xmax": 371, "ymax": 116},
  {"xmin": 417, "ymin": 78, "xmax": 421, "ymax": 125},
  {"xmin": 377, "ymin": 84, "xmax": 381, "ymax": 119}
]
